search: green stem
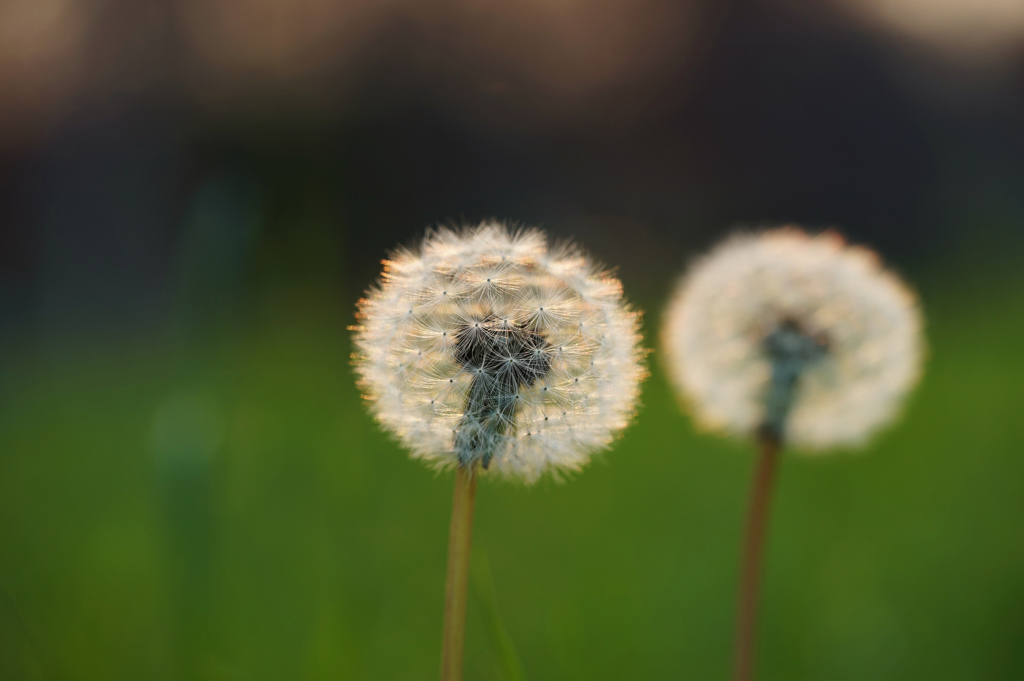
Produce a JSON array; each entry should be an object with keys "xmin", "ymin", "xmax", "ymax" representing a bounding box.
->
[
  {"xmin": 441, "ymin": 463, "xmax": 479, "ymax": 681},
  {"xmin": 733, "ymin": 433, "xmax": 781, "ymax": 681}
]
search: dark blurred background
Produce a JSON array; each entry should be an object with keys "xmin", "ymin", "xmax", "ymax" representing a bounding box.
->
[{"xmin": 1, "ymin": 0, "xmax": 1022, "ymax": 679}]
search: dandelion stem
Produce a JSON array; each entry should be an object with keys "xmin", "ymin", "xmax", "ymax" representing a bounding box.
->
[
  {"xmin": 733, "ymin": 432, "xmax": 781, "ymax": 681},
  {"xmin": 441, "ymin": 462, "xmax": 479, "ymax": 681}
]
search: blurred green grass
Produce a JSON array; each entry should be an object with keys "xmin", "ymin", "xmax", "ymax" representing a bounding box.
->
[{"xmin": 1, "ymin": 265, "xmax": 1023, "ymax": 681}]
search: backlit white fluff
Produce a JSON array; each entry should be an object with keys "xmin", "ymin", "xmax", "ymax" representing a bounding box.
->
[
  {"xmin": 662, "ymin": 228, "xmax": 924, "ymax": 450},
  {"xmin": 353, "ymin": 222, "xmax": 646, "ymax": 482}
]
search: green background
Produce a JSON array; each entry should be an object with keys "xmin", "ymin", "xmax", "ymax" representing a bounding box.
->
[{"xmin": 2, "ymin": 248, "xmax": 1021, "ymax": 681}]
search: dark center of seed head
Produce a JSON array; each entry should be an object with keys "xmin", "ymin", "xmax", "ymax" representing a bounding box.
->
[
  {"xmin": 760, "ymin": 318, "xmax": 829, "ymax": 443},
  {"xmin": 452, "ymin": 316, "xmax": 552, "ymax": 468},
  {"xmin": 455, "ymin": 316, "xmax": 551, "ymax": 388}
]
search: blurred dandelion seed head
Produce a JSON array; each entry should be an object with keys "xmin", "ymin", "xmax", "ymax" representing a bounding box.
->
[
  {"xmin": 352, "ymin": 221, "xmax": 647, "ymax": 482},
  {"xmin": 661, "ymin": 227, "xmax": 924, "ymax": 451}
]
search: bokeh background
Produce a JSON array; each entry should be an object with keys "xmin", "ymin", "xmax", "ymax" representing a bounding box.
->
[{"xmin": 1, "ymin": 0, "xmax": 1023, "ymax": 679}]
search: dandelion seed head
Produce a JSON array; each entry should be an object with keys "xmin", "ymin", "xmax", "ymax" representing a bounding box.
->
[
  {"xmin": 662, "ymin": 227, "xmax": 924, "ymax": 451},
  {"xmin": 353, "ymin": 221, "xmax": 647, "ymax": 482}
]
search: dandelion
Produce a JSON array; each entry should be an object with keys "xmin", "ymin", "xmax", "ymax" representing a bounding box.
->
[
  {"xmin": 352, "ymin": 221, "xmax": 646, "ymax": 681},
  {"xmin": 661, "ymin": 227, "xmax": 924, "ymax": 681}
]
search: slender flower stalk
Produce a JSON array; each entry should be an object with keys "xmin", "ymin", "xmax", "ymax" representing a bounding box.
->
[
  {"xmin": 662, "ymin": 227, "xmax": 924, "ymax": 681},
  {"xmin": 352, "ymin": 222, "xmax": 646, "ymax": 679},
  {"xmin": 733, "ymin": 431, "xmax": 779, "ymax": 681},
  {"xmin": 441, "ymin": 463, "xmax": 478, "ymax": 681}
]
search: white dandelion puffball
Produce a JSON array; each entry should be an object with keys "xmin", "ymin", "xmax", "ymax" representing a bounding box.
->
[
  {"xmin": 352, "ymin": 222, "xmax": 647, "ymax": 482},
  {"xmin": 662, "ymin": 227, "xmax": 924, "ymax": 450}
]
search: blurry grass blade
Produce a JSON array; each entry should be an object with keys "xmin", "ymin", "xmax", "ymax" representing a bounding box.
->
[
  {"xmin": 1, "ymin": 582, "xmax": 46, "ymax": 679},
  {"xmin": 471, "ymin": 549, "xmax": 525, "ymax": 681}
]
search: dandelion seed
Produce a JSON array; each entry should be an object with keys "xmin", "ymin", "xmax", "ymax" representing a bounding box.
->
[
  {"xmin": 662, "ymin": 227, "xmax": 924, "ymax": 450},
  {"xmin": 353, "ymin": 221, "xmax": 646, "ymax": 483}
]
